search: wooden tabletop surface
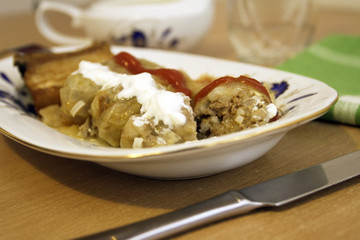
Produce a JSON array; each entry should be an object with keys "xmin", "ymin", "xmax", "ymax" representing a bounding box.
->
[{"xmin": 1, "ymin": 1, "xmax": 360, "ymax": 239}]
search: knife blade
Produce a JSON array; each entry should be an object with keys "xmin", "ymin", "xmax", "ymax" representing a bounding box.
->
[{"xmin": 76, "ymin": 150, "xmax": 360, "ymax": 240}]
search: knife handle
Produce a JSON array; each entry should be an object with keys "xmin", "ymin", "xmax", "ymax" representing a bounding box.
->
[{"xmin": 75, "ymin": 191, "xmax": 264, "ymax": 240}]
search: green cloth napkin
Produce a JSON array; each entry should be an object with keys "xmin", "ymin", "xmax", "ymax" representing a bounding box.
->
[{"xmin": 277, "ymin": 34, "xmax": 360, "ymax": 126}]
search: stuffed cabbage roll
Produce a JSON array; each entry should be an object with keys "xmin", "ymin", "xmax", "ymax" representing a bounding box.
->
[{"xmin": 193, "ymin": 75, "xmax": 278, "ymax": 139}]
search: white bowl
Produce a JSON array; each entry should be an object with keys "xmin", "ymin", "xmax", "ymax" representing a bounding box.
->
[
  {"xmin": 35, "ymin": 0, "xmax": 214, "ymax": 51},
  {"xmin": 0, "ymin": 46, "xmax": 337, "ymax": 179}
]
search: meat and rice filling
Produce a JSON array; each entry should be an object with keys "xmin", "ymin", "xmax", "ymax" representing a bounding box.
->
[{"xmin": 193, "ymin": 75, "xmax": 278, "ymax": 139}]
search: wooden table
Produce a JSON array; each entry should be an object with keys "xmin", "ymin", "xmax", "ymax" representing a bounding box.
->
[{"xmin": 1, "ymin": 1, "xmax": 360, "ymax": 239}]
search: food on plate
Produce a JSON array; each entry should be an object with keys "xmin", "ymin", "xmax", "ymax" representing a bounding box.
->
[
  {"xmin": 15, "ymin": 44, "xmax": 280, "ymax": 148},
  {"xmin": 193, "ymin": 75, "xmax": 278, "ymax": 139},
  {"xmin": 114, "ymin": 51, "xmax": 192, "ymax": 97},
  {"xmin": 40, "ymin": 53, "xmax": 197, "ymax": 148},
  {"xmin": 14, "ymin": 42, "xmax": 113, "ymax": 112}
]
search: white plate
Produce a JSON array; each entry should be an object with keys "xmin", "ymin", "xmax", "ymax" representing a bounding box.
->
[{"xmin": 0, "ymin": 46, "xmax": 337, "ymax": 179}]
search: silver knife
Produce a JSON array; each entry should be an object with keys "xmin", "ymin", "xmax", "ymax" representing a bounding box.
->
[{"xmin": 76, "ymin": 150, "xmax": 360, "ymax": 240}]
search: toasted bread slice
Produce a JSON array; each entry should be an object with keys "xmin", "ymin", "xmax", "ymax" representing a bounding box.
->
[{"xmin": 14, "ymin": 42, "xmax": 113, "ymax": 113}]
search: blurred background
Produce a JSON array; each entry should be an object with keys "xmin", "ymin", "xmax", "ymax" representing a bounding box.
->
[
  {"xmin": 0, "ymin": 0, "xmax": 359, "ymax": 61},
  {"xmin": 0, "ymin": 0, "xmax": 359, "ymax": 16}
]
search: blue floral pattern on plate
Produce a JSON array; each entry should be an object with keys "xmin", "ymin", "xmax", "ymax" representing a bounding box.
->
[
  {"xmin": 0, "ymin": 71, "xmax": 35, "ymax": 114},
  {"xmin": 111, "ymin": 28, "xmax": 180, "ymax": 49}
]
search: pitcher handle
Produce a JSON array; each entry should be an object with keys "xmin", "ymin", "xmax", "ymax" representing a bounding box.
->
[{"xmin": 35, "ymin": 1, "xmax": 91, "ymax": 45}]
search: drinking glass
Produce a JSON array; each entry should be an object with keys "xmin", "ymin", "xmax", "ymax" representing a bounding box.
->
[{"xmin": 227, "ymin": 0, "xmax": 314, "ymax": 66}]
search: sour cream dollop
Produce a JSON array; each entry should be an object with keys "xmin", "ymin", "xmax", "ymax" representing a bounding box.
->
[{"xmin": 73, "ymin": 61, "xmax": 191, "ymax": 128}]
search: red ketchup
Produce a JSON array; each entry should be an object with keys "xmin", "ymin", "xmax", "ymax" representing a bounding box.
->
[
  {"xmin": 114, "ymin": 52, "xmax": 192, "ymax": 97},
  {"xmin": 193, "ymin": 75, "xmax": 280, "ymax": 122},
  {"xmin": 193, "ymin": 75, "xmax": 271, "ymax": 106}
]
